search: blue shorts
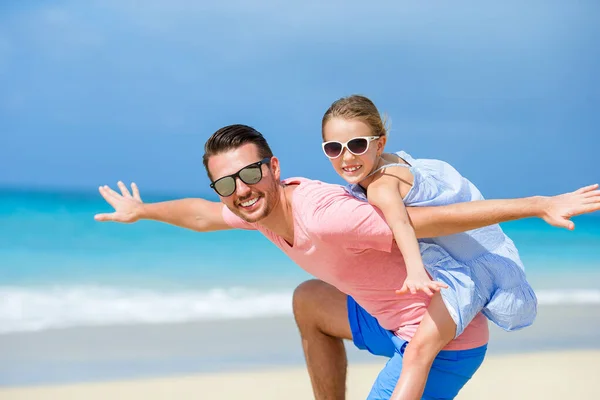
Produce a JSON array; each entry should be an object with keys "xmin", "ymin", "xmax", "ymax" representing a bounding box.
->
[{"xmin": 348, "ymin": 296, "xmax": 487, "ymax": 400}]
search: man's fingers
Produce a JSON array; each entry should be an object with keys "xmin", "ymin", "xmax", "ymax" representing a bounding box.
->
[
  {"xmin": 94, "ymin": 212, "xmax": 115, "ymax": 222},
  {"xmin": 554, "ymin": 218, "xmax": 574, "ymax": 230},
  {"xmin": 98, "ymin": 186, "xmax": 119, "ymax": 208},
  {"xmin": 574, "ymin": 204, "xmax": 600, "ymax": 215},
  {"xmin": 131, "ymin": 182, "xmax": 142, "ymax": 202},
  {"xmin": 117, "ymin": 181, "xmax": 132, "ymax": 198},
  {"xmin": 582, "ymin": 190, "xmax": 600, "ymax": 200},
  {"xmin": 575, "ymin": 184, "xmax": 599, "ymax": 194},
  {"xmin": 102, "ymin": 185, "xmax": 123, "ymax": 199}
]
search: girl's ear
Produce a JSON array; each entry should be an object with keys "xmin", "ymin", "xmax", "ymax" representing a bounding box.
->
[{"xmin": 377, "ymin": 135, "xmax": 387, "ymax": 156}]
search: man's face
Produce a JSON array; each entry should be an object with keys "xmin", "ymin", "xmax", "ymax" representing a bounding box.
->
[{"xmin": 207, "ymin": 143, "xmax": 281, "ymax": 223}]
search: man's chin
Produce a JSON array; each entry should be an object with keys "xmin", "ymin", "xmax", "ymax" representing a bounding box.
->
[{"xmin": 234, "ymin": 206, "xmax": 267, "ymax": 224}]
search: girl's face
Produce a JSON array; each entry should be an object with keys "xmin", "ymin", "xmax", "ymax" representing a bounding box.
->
[{"xmin": 322, "ymin": 117, "xmax": 385, "ymax": 185}]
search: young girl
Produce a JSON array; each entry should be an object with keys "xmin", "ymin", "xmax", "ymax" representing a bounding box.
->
[{"xmin": 321, "ymin": 94, "xmax": 537, "ymax": 399}]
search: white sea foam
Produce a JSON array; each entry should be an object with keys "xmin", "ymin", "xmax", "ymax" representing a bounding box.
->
[
  {"xmin": 1, "ymin": 286, "xmax": 599, "ymax": 334},
  {"xmin": 535, "ymin": 289, "xmax": 600, "ymax": 305},
  {"xmin": 0, "ymin": 286, "xmax": 294, "ymax": 334}
]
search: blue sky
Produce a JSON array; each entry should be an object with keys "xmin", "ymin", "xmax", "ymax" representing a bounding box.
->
[{"xmin": 1, "ymin": 1, "xmax": 598, "ymax": 199}]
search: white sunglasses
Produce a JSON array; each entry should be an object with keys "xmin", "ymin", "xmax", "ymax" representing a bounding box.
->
[{"xmin": 322, "ymin": 136, "xmax": 380, "ymax": 159}]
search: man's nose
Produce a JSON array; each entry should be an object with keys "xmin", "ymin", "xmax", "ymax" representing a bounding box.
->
[{"xmin": 235, "ymin": 177, "xmax": 252, "ymax": 197}]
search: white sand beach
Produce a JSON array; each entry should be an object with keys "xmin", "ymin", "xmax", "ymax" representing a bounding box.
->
[{"xmin": 1, "ymin": 350, "xmax": 598, "ymax": 399}]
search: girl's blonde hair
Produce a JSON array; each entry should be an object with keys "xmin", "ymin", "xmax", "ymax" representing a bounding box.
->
[{"xmin": 321, "ymin": 94, "xmax": 390, "ymax": 138}]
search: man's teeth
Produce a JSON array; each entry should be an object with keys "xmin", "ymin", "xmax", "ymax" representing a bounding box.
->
[
  {"xmin": 344, "ymin": 166, "xmax": 361, "ymax": 172},
  {"xmin": 241, "ymin": 198, "xmax": 259, "ymax": 207}
]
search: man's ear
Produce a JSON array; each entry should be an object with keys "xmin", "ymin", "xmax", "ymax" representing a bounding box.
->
[{"xmin": 269, "ymin": 156, "xmax": 281, "ymax": 180}]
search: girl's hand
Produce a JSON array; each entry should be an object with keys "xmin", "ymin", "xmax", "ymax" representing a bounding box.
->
[{"xmin": 396, "ymin": 271, "xmax": 448, "ymax": 297}]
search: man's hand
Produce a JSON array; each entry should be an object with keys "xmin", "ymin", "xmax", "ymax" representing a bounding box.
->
[
  {"xmin": 538, "ymin": 184, "xmax": 600, "ymax": 230},
  {"xmin": 94, "ymin": 181, "xmax": 144, "ymax": 223}
]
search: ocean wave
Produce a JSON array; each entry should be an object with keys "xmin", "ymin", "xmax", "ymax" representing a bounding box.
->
[
  {"xmin": 0, "ymin": 286, "xmax": 294, "ymax": 334},
  {"xmin": 1, "ymin": 286, "xmax": 599, "ymax": 334},
  {"xmin": 535, "ymin": 289, "xmax": 600, "ymax": 305}
]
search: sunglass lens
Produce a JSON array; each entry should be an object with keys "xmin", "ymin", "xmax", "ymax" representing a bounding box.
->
[
  {"xmin": 239, "ymin": 165, "xmax": 262, "ymax": 185},
  {"xmin": 323, "ymin": 142, "xmax": 343, "ymax": 158},
  {"xmin": 214, "ymin": 177, "xmax": 235, "ymax": 197},
  {"xmin": 347, "ymin": 138, "xmax": 369, "ymax": 155}
]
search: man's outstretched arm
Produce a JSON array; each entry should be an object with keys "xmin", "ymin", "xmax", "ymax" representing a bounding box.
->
[
  {"xmin": 322, "ymin": 183, "xmax": 600, "ymax": 249},
  {"xmin": 94, "ymin": 181, "xmax": 231, "ymax": 232},
  {"xmin": 408, "ymin": 184, "xmax": 600, "ymax": 239}
]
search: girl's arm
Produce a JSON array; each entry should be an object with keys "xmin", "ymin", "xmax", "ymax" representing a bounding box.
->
[{"xmin": 367, "ymin": 177, "xmax": 447, "ymax": 296}]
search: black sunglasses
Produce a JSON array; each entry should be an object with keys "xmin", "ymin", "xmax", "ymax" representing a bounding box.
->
[{"xmin": 210, "ymin": 157, "xmax": 271, "ymax": 197}]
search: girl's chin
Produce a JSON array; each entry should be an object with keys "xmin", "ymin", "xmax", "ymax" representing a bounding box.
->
[{"xmin": 341, "ymin": 174, "xmax": 368, "ymax": 184}]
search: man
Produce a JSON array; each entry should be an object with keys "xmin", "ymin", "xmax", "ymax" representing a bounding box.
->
[{"xmin": 95, "ymin": 124, "xmax": 600, "ymax": 399}]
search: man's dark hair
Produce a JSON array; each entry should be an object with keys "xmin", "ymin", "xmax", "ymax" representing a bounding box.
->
[{"xmin": 203, "ymin": 124, "xmax": 274, "ymax": 179}]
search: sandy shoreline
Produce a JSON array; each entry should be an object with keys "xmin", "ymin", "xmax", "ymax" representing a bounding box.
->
[
  {"xmin": 1, "ymin": 350, "xmax": 598, "ymax": 399},
  {"xmin": 1, "ymin": 305, "xmax": 599, "ymax": 398},
  {"xmin": 3, "ymin": 304, "xmax": 600, "ymax": 387}
]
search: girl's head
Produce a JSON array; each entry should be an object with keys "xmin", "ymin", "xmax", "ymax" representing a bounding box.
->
[{"xmin": 321, "ymin": 95, "xmax": 388, "ymax": 184}]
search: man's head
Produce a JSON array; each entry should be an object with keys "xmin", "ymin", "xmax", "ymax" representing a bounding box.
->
[{"xmin": 203, "ymin": 124, "xmax": 281, "ymax": 223}]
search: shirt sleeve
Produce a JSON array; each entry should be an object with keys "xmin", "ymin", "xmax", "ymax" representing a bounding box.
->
[{"xmin": 221, "ymin": 205, "xmax": 258, "ymax": 230}]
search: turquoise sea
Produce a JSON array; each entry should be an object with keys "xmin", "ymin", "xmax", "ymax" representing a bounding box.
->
[{"xmin": 1, "ymin": 187, "xmax": 599, "ymax": 335}]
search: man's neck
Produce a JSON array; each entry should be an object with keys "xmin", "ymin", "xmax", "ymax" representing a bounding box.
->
[{"xmin": 258, "ymin": 184, "xmax": 296, "ymax": 245}]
